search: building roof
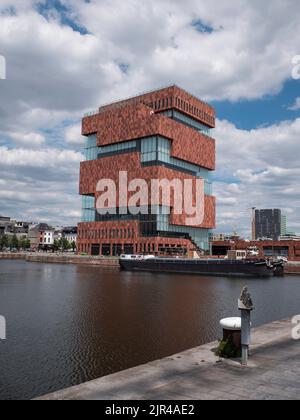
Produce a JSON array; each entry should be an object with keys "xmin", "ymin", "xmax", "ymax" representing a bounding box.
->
[{"xmin": 30, "ymin": 223, "xmax": 54, "ymax": 232}]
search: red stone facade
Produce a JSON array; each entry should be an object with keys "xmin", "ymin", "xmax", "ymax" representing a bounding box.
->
[
  {"xmin": 212, "ymin": 240, "xmax": 300, "ymax": 261},
  {"xmin": 78, "ymin": 86, "xmax": 216, "ymax": 256},
  {"xmin": 79, "ymin": 153, "xmax": 215, "ymax": 229},
  {"xmin": 82, "ymin": 103, "xmax": 215, "ymax": 170},
  {"xmin": 78, "ymin": 219, "xmax": 193, "ymax": 256}
]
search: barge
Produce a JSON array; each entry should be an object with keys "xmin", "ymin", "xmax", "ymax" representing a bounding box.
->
[{"xmin": 119, "ymin": 254, "xmax": 285, "ymax": 277}]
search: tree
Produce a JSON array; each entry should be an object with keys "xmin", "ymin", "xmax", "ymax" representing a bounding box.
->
[
  {"xmin": 10, "ymin": 234, "xmax": 19, "ymax": 250},
  {"xmin": 59, "ymin": 237, "xmax": 70, "ymax": 252},
  {"xmin": 64, "ymin": 238, "xmax": 71, "ymax": 251},
  {"xmin": 19, "ymin": 237, "xmax": 30, "ymax": 250},
  {"xmin": 19, "ymin": 236, "xmax": 26, "ymax": 250},
  {"xmin": 0, "ymin": 235, "xmax": 9, "ymax": 250},
  {"xmin": 53, "ymin": 239, "xmax": 60, "ymax": 251},
  {"xmin": 71, "ymin": 241, "xmax": 76, "ymax": 252}
]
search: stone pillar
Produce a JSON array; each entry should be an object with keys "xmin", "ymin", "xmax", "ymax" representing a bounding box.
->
[{"xmin": 238, "ymin": 287, "xmax": 254, "ymax": 366}]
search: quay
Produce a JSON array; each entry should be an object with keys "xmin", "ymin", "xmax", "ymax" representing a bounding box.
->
[
  {"xmin": 0, "ymin": 252, "xmax": 119, "ymax": 267},
  {"xmin": 38, "ymin": 318, "xmax": 300, "ymax": 400},
  {"xmin": 1, "ymin": 252, "xmax": 300, "ymax": 273}
]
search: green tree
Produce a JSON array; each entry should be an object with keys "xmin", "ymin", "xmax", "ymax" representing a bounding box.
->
[
  {"xmin": 53, "ymin": 239, "xmax": 60, "ymax": 251},
  {"xmin": 19, "ymin": 236, "xmax": 26, "ymax": 250},
  {"xmin": 0, "ymin": 234, "xmax": 9, "ymax": 250},
  {"xmin": 60, "ymin": 237, "xmax": 70, "ymax": 252},
  {"xmin": 71, "ymin": 241, "xmax": 76, "ymax": 252},
  {"xmin": 10, "ymin": 234, "xmax": 19, "ymax": 250},
  {"xmin": 19, "ymin": 237, "xmax": 30, "ymax": 250}
]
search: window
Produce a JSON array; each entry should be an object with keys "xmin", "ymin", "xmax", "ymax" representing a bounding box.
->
[
  {"xmin": 81, "ymin": 195, "xmax": 95, "ymax": 222},
  {"xmin": 84, "ymin": 134, "xmax": 98, "ymax": 161},
  {"xmin": 162, "ymin": 110, "xmax": 212, "ymax": 137},
  {"xmin": 141, "ymin": 136, "xmax": 157, "ymax": 163},
  {"xmin": 98, "ymin": 140, "xmax": 137, "ymax": 158},
  {"xmin": 140, "ymin": 136, "xmax": 212, "ymax": 195}
]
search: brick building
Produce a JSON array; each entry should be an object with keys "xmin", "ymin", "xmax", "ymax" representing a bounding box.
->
[
  {"xmin": 77, "ymin": 86, "xmax": 216, "ymax": 256},
  {"xmin": 212, "ymin": 240, "xmax": 300, "ymax": 261}
]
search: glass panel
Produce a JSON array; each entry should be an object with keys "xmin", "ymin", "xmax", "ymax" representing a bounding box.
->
[
  {"xmin": 84, "ymin": 135, "xmax": 98, "ymax": 161},
  {"xmin": 160, "ymin": 110, "xmax": 212, "ymax": 137},
  {"xmin": 81, "ymin": 196, "xmax": 95, "ymax": 222}
]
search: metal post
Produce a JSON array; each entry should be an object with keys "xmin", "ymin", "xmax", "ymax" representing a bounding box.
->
[
  {"xmin": 238, "ymin": 287, "xmax": 254, "ymax": 367},
  {"xmin": 241, "ymin": 309, "xmax": 251, "ymax": 366}
]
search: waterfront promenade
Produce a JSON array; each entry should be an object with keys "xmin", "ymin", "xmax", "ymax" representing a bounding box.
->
[
  {"xmin": 1, "ymin": 252, "xmax": 300, "ymax": 273},
  {"xmin": 0, "ymin": 252, "xmax": 119, "ymax": 266},
  {"xmin": 39, "ymin": 318, "xmax": 300, "ymax": 400}
]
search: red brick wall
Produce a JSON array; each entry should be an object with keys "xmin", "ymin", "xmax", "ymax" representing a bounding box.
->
[
  {"xmin": 77, "ymin": 219, "xmax": 193, "ymax": 255},
  {"xmin": 82, "ymin": 103, "xmax": 215, "ymax": 170},
  {"xmin": 79, "ymin": 86, "xmax": 216, "ymax": 255},
  {"xmin": 85, "ymin": 85, "xmax": 215, "ymax": 128},
  {"xmin": 80, "ymin": 153, "xmax": 216, "ymax": 229},
  {"xmin": 212, "ymin": 240, "xmax": 300, "ymax": 261}
]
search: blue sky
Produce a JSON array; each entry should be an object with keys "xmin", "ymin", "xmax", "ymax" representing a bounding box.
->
[
  {"xmin": 214, "ymin": 80, "xmax": 300, "ymax": 130},
  {"xmin": 0, "ymin": 0, "xmax": 300, "ymax": 236}
]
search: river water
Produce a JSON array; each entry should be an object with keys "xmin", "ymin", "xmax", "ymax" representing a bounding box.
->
[{"xmin": 0, "ymin": 259, "xmax": 299, "ymax": 400}]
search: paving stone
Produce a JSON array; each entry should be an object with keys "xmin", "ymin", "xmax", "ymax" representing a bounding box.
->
[{"xmin": 37, "ymin": 318, "xmax": 300, "ymax": 401}]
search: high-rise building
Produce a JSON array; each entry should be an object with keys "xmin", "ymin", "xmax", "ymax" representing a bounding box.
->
[
  {"xmin": 281, "ymin": 215, "xmax": 287, "ymax": 237},
  {"xmin": 77, "ymin": 86, "xmax": 216, "ymax": 256},
  {"xmin": 254, "ymin": 209, "xmax": 282, "ymax": 241}
]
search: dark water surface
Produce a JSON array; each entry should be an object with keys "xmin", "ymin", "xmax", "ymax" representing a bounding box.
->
[{"xmin": 0, "ymin": 259, "xmax": 300, "ymax": 400}]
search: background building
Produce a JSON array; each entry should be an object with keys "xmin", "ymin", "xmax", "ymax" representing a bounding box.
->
[
  {"xmin": 254, "ymin": 209, "xmax": 282, "ymax": 241},
  {"xmin": 0, "ymin": 216, "xmax": 33, "ymax": 240},
  {"xmin": 211, "ymin": 239, "xmax": 300, "ymax": 261},
  {"xmin": 28, "ymin": 223, "xmax": 55, "ymax": 250},
  {"xmin": 62, "ymin": 227, "xmax": 77, "ymax": 245},
  {"xmin": 210, "ymin": 232, "xmax": 240, "ymax": 242},
  {"xmin": 78, "ymin": 85, "xmax": 216, "ymax": 256},
  {"xmin": 0, "ymin": 216, "xmax": 11, "ymax": 239},
  {"xmin": 281, "ymin": 215, "xmax": 287, "ymax": 237}
]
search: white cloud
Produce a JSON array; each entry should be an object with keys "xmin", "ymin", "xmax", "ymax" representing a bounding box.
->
[
  {"xmin": 0, "ymin": 146, "xmax": 83, "ymax": 168},
  {"xmin": 0, "ymin": 146, "xmax": 83, "ymax": 225},
  {"xmin": 65, "ymin": 123, "xmax": 83, "ymax": 145},
  {"xmin": 0, "ymin": 0, "xmax": 300, "ymax": 227},
  {"xmin": 8, "ymin": 131, "xmax": 45, "ymax": 146},
  {"xmin": 63, "ymin": 0, "xmax": 300, "ymax": 101},
  {"xmin": 214, "ymin": 117, "xmax": 300, "ymax": 236},
  {"xmin": 288, "ymin": 97, "xmax": 300, "ymax": 111}
]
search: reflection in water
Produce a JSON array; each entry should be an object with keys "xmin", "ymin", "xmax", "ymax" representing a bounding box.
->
[{"xmin": 0, "ymin": 260, "xmax": 300, "ymax": 400}]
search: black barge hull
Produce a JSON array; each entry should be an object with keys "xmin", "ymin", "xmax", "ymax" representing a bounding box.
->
[{"xmin": 119, "ymin": 258, "xmax": 282, "ymax": 277}]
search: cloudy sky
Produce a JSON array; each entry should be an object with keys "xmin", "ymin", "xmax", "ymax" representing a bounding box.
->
[{"xmin": 0, "ymin": 0, "xmax": 300, "ymax": 236}]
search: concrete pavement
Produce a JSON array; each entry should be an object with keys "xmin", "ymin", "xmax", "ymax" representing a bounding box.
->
[{"xmin": 38, "ymin": 318, "xmax": 300, "ymax": 400}]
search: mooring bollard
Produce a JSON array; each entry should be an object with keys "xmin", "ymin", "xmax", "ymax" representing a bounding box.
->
[
  {"xmin": 220, "ymin": 317, "xmax": 242, "ymax": 352},
  {"xmin": 238, "ymin": 287, "xmax": 254, "ymax": 366}
]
